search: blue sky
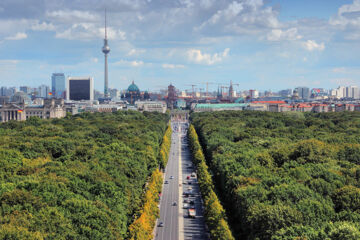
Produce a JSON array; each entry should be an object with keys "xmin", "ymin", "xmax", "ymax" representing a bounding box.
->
[{"xmin": 0, "ymin": 0, "xmax": 359, "ymax": 92}]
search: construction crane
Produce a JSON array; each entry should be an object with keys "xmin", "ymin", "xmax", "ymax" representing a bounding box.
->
[
  {"xmin": 198, "ymin": 88, "xmax": 204, "ymax": 98},
  {"xmin": 202, "ymin": 82, "xmax": 215, "ymax": 97},
  {"xmin": 185, "ymin": 84, "xmax": 197, "ymax": 98}
]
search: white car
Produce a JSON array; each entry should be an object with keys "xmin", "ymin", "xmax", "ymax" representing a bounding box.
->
[{"xmin": 183, "ymin": 203, "xmax": 190, "ymax": 209}]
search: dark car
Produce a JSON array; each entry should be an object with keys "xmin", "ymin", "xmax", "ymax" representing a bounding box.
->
[{"xmin": 158, "ymin": 222, "xmax": 164, "ymax": 227}]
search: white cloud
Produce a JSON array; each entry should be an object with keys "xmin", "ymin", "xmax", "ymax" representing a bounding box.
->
[
  {"xmin": 127, "ymin": 48, "xmax": 146, "ymax": 56},
  {"xmin": 267, "ymin": 28, "xmax": 302, "ymax": 41},
  {"xmin": 162, "ymin": 63, "xmax": 185, "ymax": 69},
  {"xmin": 114, "ymin": 59, "xmax": 144, "ymax": 67},
  {"xmin": 195, "ymin": 0, "xmax": 280, "ymax": 35},
  {"xmin": 329, "ymin": 0, "xmax": 360, "ymax": 39},
  {"xmin": 91, "ymin": 57, "xmax": 99, "ymax": 63},
  {"xmin": 302, "ymin": 40, "xmax": 325, "ymax": 51},
  {"xmin": 55, "ymin": 23, "xmax": 125, "ymax": 41},
  {"xmin": 187, "ymin": 48, "xmax": 230, "ymax": 65},
  {"xmin": 130, "ymin": 60, "xmax": 144, "ymax": 67},
  {"xmin": 31, "ymin": 22, "xmax": 56, "ymax": 31},
  {"xmin": 5, "ymin": 32, "xmax": 27, "ymax": 40},
  {"xmin": 332, "ymin": 67, "xmax": 346, "ymax": 73},
  {"xmin": 0, "ymin": 59, "xmax": 19, "ymax": 65},
  {"xmin": 46, "ymin": 10, "xmax": 98, "ymax": 23}
]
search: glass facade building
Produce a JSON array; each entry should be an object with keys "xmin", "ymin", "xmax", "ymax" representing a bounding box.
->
[{"xmin": 51, "ymin": 73, "xmax": 65, "ymax": 98}]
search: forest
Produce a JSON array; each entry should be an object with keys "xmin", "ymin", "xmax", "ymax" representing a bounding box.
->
[
  {"xmin": 0, "ymin": 111, "xmax": 169, "ymax": 239},
  {"xmin": 191, "ymin": 111, "xmax": 360, "ymax": 240}
]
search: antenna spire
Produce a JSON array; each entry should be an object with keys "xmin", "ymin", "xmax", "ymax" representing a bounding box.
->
[{"xmin": 105, "ymin": 8, "xmax": 107, "ymax": 39}]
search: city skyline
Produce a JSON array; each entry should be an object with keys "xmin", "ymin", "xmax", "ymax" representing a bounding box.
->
[{"xmin": 0, "ymin": 0, "xmax": 360, "ymax": 91}]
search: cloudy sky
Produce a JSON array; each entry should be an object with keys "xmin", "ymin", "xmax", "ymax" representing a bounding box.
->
[{"xmin": 0, "ymin": 0, "xmax": 359, "ymax": 92}]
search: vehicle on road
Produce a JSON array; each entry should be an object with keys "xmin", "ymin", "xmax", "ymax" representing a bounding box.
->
[
  {"xmin": 186, "ymin": 176, "xmax": 190, "ymax": 180},
  {"xmin": 184, "ymin": 199, "xmax": 190, "ymax": 203},
  {"xmin": 164, "ymin": 180, "xmax": 169, "ymax": 184},
  {"xmin": 191, "ymin": 172, "xmax": 196, "ymax": 177},
  {"xmin": 170, "ymin": 176, "xmax": 174, "ymax": 179},
  {"xmin": 158, "ymin": 222, "xmax": 164, "ymax": 227},
  {"xmin": 173, "ymin": 201, "xmax": 177, "ymax": 206},
  {"xmin": 183, "ymin": 203, "xmax": 190, "ymax": 209},
  {"xmin": 188, "ymin": 208, "xmax": 196, "ymax": 218}
]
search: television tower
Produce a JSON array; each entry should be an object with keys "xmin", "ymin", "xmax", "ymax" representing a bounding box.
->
[{"xmin": 102, "ymin": 9, "xmax": 110, "ymax": 98}]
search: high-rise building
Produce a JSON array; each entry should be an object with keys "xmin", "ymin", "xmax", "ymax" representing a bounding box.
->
[
  {"xmin": 102, "ymin": 10, "xmax": 110, "ymax": 98},
  {"xmin": 279, "ymin": 89, "xmax": 292, "ymax": 97},
  {"xmin": 249, "ymin": 89, "xmax": 259, "ymax": 98},
  {"xmin": 37, "ymin": 85, "xmax": 50, "ymax": 98},
  {"xmin": 0, "ymin": 87, "xmax": 16, "ymax": 97},
  {"xmin": 67, "ymin": 77, "xmax": 94, "ymax": 101},
  {"xmin": 20, "ymin": 86, "xmax": 31, "ymax": 94},
  {"xmin": 295, "ymin": 87, "xmax": 310, "ymax": 99},
  {"xmin": 346, "ymin": 86, "xmax": 359, "ymax": 99},
  {"xmin": 52, "ymin": 73, "xmax": 66, "ymax": 98}
]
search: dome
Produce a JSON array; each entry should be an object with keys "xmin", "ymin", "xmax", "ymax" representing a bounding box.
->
[{"xmin": 127, "ymin": 81, "xmax": 140, "ymax": 93}]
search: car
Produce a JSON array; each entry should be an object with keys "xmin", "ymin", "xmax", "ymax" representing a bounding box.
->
[
  {"xmin": 183, "ymin": 203, "xmax": 190, "ymax": 209},
  {"xmin": 186, "ymin": 176, "xmax": 190, "ymax": 180},
  {"xmin": 184, "ymin": 199, "xmax": 190, "ymax": 203},
  {"xmin": 190, "ymin": 200, "xmax": 195, "ymax": 205},
  {"xmin": 158, "ymin": 222, "xmax": 164, "ymax": 227},
  {"xmin": 164, "ymin": 180, "xmax": 169, "ymax": 184},
  {"xmin": 173, "ymin": 201, "xmax": 177, "ymax": 206},
  {"xmin": 191, "ymin": 172, "xmax": 196, "ymax": 177},
  {"xmin": 188, "ymin": 181, "xmax": 192, "ymax": 185},
  {"xmin": 170, "ymin": 176, "xmax": 174, "ymax": 179},
  {"xmin": 187, "ymin": 187, "xmax": 192, "ymax": 191}
]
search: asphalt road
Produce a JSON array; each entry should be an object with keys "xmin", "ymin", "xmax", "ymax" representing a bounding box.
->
[
  {"xmin": 155, "ymin": 122, "xmax": 180, "ymax": 240},
  {"xmin": 155, "ymin": 120, "xmax": 208, "ymax": 240},
  {"xmin": 180, "ymin": 123, "xmax": 209, "ymax": 240}
]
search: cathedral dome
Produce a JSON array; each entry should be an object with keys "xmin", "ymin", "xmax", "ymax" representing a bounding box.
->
[{"xmin": 127, "ymin": 81, "xmax": 140, "ymax": 93}]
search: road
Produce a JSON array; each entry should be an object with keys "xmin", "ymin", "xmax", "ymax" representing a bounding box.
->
[{"xmin": 155, "ymin": 120, "xmax": 208, "ymax": 240}]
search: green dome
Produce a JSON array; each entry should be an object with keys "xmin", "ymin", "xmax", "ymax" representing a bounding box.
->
[{"xmin": 127, "ymin": 81, "xmax": 140, "ymax": 93}]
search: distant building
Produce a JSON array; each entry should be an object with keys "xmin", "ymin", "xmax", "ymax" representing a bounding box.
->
[
  {"xmin": 124, "ymin": 81, "xmax": 141, "ymax": 104},
  {"xmin": 167, "ymin": 84, "xmax": 177, "ymax": 108},
  {"xmin": 0, "ymin": 99, "xmax": 66, "ymax": 122},
  {"xmin": 249, "ymin": 89, "xmax": 259, "ymax": 98},
  {"xmin": 109, "ymin": 88, "xmax": 120, "ymax": 99},
  {"xmin": 0, "ymin": 87, "xmax": 16, "ymax": 97},
  {"xmin": 279, "ymin": 89, "xmax": 292, "ymax": 97},
  {"xmin": 37, "ymin": 85, "xmax": 51, "ymax": 98},
  {"xmin": 52, "ymin": 73, "xmax": 66, "ymax": 98},
  {"xmin": 136, "ymin": 101, "xmax": 167, "ymax": 113},
  {"xmin": 20, "ymin": 86, "xmax": 31, "ymax": 94},
  {"xmin": 67, "ymin": 77, "xmax": 94, "ymax": 101},
  {"xmin": 346, "ymin": 86, "xmax": 359, "ymax": 99},
  {"xmin": 295, "ymin": 87, "xmax": 310, "ymax": 99}
]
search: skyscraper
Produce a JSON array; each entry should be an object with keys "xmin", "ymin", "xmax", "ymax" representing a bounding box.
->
[
  {"xmin": 295, "ymin": 87, "xmax": 310, "ymax": 99},
  {"xmin": 102, "ymin": 10, "xmax": 110, "ymax": 98},
  {"xmin": 38, "ymin": 85, "xmax": 50, "ymax": 98},
  {"xmin": 67, "ymin": 77, "xmax": 94, "ymax": 101},
  {"xmin": 52, "ymin": 73, "xmax": 65, "ymax": 98}
]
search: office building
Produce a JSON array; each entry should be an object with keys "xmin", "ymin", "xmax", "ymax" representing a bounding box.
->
[
  {"xmin": 20, "ymin": 86, "xmax": 31, "ymax": 94},
  {"xmin": 346, "ymin": 86, "xmax": 359, "ymax": 99},
  {"xmin": 37, "ymin": 85, "xmax": 50, "ymax": 98},
  {"xmin": 52, "ymin": 73, "xmax": 66, "ymax": 98},
  {"xmin": 249, "ymin": 89, "xmax": 259, "ymax": 98},
  {"xmin": 67, "ymin": 77, "xmax": 94, "ymax": 101},
  {"xmin": 295, "ymin": 87, "xmax": 310, "ymax": 99}
]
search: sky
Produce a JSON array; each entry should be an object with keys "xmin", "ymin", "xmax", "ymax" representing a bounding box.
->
[{"xmin": 0, "ymin": 0, "xmax": 360, "ymax": 92}]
